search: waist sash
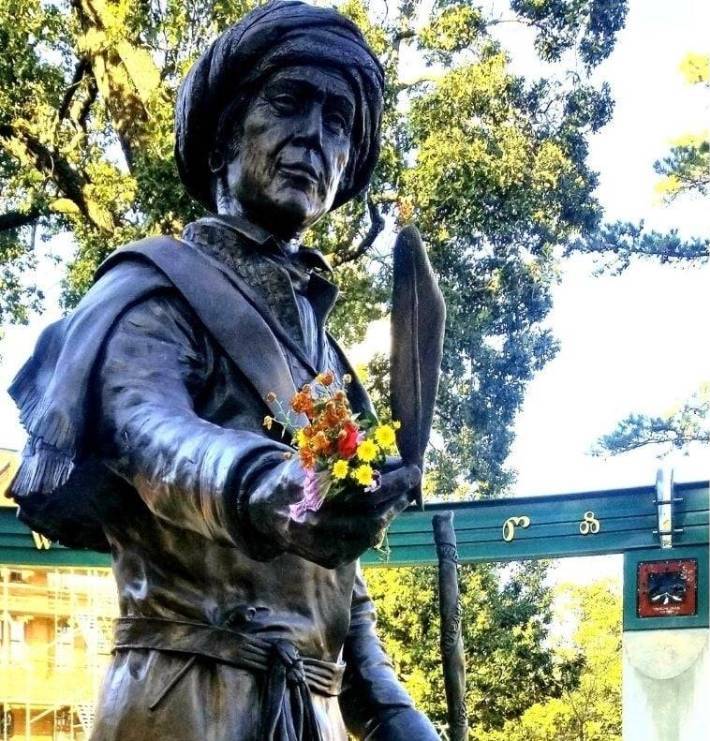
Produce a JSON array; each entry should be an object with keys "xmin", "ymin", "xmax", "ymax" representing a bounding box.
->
[{"xmin": 114, "ymin": 616, "xmax": 345, "ymax": 740}]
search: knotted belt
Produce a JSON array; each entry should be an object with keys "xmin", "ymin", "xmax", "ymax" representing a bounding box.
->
[{"xmin": 113, "ymin": 616, "xmax": 344, "ymax": 740}]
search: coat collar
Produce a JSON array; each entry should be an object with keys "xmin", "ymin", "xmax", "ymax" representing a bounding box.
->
[
  {"xmin": 181, "ymin": 217, "xmax": 338, "ymax": 376},
  {"xmin": 201, "ymin": 213, "xmax": 333, "ymax": 274}
]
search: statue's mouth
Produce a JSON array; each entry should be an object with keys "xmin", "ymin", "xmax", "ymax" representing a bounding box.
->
[{"xmin": 278, "ymin": 162, "xmax": 320, "ymax": 185}]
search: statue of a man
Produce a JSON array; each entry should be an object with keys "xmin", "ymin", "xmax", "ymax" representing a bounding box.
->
[{"xmin": 8, "ymin": 2, "xmax": 438, "ymax": 739}]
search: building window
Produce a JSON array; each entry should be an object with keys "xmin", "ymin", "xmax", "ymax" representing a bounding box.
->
[
  {"xmin": 55, "ymin": 620, "xmax": 74, "ymax": 669},
  {"xmin": 9, "ymin": 619, "xmax": 26, "ymax": 664}
]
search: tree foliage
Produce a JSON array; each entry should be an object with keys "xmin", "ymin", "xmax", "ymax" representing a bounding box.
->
[
  {"xmin": 572, "ymin": 50, "xmax": 710, "ymax": 455},
  {"xmin": 567, "ymin": 220, "xmax": 710, "ymax": 275},
  {"xmin": 594, "ymin": 383, "xmax": 710, "ymax": 457},
  {"xmin": 480, "ymin": 579, "xmax": 622, "ymax": 741},
  {"xmin": 568, "ymin": 50, "xmax": 710, "ymax": 272},
  {"xmin": 654, "ymin": 53, "xmax": 710, "ymax": 202},
  {"xmin": 365, "ymin": 562, "xmax": 582, "ymax": 736}
]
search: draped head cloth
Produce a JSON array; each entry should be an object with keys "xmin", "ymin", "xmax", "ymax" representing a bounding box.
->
[{"xmin": 175, "ymin": 0, "xmax": 385, "ymax": 212}]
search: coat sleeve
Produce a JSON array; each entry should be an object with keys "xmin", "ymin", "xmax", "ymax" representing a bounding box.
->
[
  {"xmin": 97, "ymin": 290, "xmax": 292, "ymax": 556},
  {"xmin": 340, "ymin": 566, "xmax": 439, "ymax": 740}
]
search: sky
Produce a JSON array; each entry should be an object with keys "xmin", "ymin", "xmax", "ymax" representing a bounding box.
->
[
  {"xmin": 504, "ymin": 0, "xmax": 710, "ymax": 496},
  {"xmin": 0, "ymin": 1, "xmax": 708, "ymax": 581},
  {"xmin": 500, "ymin": 0, "xmax": 710, "ymax": 583}
]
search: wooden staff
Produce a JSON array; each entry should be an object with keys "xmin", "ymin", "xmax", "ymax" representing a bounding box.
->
[{"xmin": 433, "ymin": 512, "xmax": 468, "ymax": 741}]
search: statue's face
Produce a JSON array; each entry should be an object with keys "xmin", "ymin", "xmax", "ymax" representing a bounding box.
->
[{"xmin": 220, "ymin": 65, "xmax": 356, "ymax": 238}]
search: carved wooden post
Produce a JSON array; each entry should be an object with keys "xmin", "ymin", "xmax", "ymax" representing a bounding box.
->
[{"xmin": 433, "ymin": 512, "xmax": 468, "ymax": 741}]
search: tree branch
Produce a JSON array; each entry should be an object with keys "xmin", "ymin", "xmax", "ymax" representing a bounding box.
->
[
  {"xmin": 394, "ymin": 28, "xmax": 416, "ymax": 42},
  {"xmin": 58, "ymin": 58, "xmax": 90, "ymax": 122},
  {"xmin": 331, "ymin": 198, "xmax": 385, "ymax": 266},
  {"xmin": 0, "ymin": 124, "xmax": 90, "ymax": 222},
  {"xmin": 488, "ymin": 17, "xmax": 547, "ymax": 34},
  {"xmin": 567, "ymin": 220, "xmax": 710, "ymax": 274},
  {"xmin": 77, "ymin": 74, "xmax": 98, "ymax": 131},
  {"xmin": 0, "ymin": 208, "xmax": 42, "ymax": 233}
]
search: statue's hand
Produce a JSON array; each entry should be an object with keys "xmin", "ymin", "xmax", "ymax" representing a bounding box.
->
[{"xmin": 248, "ymin": 459, "xmax": 419, "ymax": 568}]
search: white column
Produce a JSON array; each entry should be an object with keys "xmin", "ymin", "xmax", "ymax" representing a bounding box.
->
[{"xmin": 623, "ymin": 628, "xmax": 709, "ymax": 741}]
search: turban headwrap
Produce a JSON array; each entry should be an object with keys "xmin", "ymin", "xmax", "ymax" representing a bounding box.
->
[{"xmin": 175, "ymin": 0, "xmax": 385, "ymax": 212}]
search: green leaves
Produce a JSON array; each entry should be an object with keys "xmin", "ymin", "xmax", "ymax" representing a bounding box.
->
[
  {"xmin": 679, "ymin": 52, "xmax": 710, "ymax": 86},
  {"xmin": 593, "ymin": 385, "xmax": 710, "ymax": 456},
  {"xmin": 510, "ymin": 0, "xmax": 628, "ymax": 70},
  {"xmin": 365, "ymin": 562, "xmax": 583, "ymax": 734},
  {"xmin": 481, "ymin": 580, "xmax": 622, "ymax": 741},
  {"xmin": 654, "ymin": 133, "xmax": 710, "ymax": 202},
  {"xmin": 419, "ymin": 3, "xmax": 485, "ymax": 59},
  {"xmin": 567, "ymin": 49, "xmax": 709, "ymax": 274},
  {"xmin": 568, "ymin": 220, "xmax": 710, "ymax": 274}
]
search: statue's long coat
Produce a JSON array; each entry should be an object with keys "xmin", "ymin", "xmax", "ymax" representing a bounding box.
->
[{"xmin": 10, "ymin": 218, "xmax": 432, "ymax": 740}]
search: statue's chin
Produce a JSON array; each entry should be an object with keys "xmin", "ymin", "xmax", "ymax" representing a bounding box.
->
[{"xmin": 246, "ymin": 186, "xmax": 328, "ymax": 239}]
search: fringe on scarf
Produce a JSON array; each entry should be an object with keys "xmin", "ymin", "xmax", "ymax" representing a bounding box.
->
[
  {"xmin": 11, "ymin": 440, "xmax": 76, "ymax": 498},
  {"xmin": 9, "ymin": 356, "xmax": 79, "ymax": 499}
]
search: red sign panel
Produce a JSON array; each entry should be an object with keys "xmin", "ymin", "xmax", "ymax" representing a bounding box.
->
[{"xmin": 637, "ymin": 559, "xmax": 698, "ymax": 618}]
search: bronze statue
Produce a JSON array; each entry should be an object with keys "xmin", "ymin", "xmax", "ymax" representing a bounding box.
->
[{"xmin": 8, "ymin": 2, "xmax": 439, "ymax": 739}]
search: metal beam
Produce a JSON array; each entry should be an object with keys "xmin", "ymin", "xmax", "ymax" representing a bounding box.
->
[{"xmin": 363, "ymin": 480, "xmax": 708, "ymax": 567}]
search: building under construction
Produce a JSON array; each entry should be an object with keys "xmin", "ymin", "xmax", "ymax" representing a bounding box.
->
[{"xmin": 1, "ymin": 450, "xmax": 117, "ymax": 740}]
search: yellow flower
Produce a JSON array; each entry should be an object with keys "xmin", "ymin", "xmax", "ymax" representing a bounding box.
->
[
  {"xmin": 374, "ymin": 424, "xmax": 396, "ymax": 449},
  {"xmin": 332, "ymin": 459, "xmax": 349, "ymax": 480},
  {"xmin": 263, "ymin": 416, "xmax": 274, "ymax": 430},
  {"xmin": 356, "ymin": 439, "xmax": 378, "ymax": 462},
  {"xmin": 354, "ymin": 363, "xmax": 370, "ymax": 383},
  {"xmin": 295, "ymin": 428, "xmax": 309, "ymax": 447},
  {"xmin": 353, "ymin": 464, "xmax": 374, "ymax": 487}
]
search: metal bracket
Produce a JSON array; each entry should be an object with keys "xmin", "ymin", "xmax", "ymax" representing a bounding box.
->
[{"xmin": 653, "ymin": 468, "xmax": 684, "ymax": 549}]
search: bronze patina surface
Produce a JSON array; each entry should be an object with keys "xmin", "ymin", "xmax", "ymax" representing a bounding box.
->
[{"xmin": 8, "ymin": 2, "xmax": 439, "ymax": 739}]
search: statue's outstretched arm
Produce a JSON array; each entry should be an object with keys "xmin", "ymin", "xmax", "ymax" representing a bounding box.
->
[
  {"xmin": 98, "ymin": 292, "xmax": 415, "ymax": 567},
  {"xmin": 98, "ymin": 291, "xmax": 290, "ymax": 557}
]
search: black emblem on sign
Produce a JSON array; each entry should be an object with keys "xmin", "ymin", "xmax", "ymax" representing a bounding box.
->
[{"xmin": 647, "ymin": 570, "xmax": 687, "ymax": 605}]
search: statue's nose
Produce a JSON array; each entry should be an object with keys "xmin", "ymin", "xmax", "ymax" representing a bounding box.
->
[{"xmin": 293, "ymin": 103, "xmax": 324, "ymax": 150}]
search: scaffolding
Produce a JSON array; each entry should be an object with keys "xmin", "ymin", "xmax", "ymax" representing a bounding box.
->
[{"xmin": 0, "ymin": 565, "xmax": 117, "ymax": 740}]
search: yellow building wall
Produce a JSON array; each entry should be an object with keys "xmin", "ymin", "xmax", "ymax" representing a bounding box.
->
[{"xmin": 0, "ymin": 565, "xmax": 117, "ymax": 740}]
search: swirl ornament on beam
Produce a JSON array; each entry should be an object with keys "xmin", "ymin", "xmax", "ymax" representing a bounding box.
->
[{"xmin": 502, "ymin": 516, "xmax": 531, "ymax": 542}]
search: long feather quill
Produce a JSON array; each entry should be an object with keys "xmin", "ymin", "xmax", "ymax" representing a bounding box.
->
[{"xmin": 391, "ymin": 226, "xmax": 446, "ymax": 508}]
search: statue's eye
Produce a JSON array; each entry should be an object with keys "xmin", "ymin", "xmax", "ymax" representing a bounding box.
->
[
  {"xmin": 271, "ymin": 94, "xmax": 299, "ymax": 114},
  {"xmin": 325, "ymin": 111, "xmax": 348, "ymax": 135}
]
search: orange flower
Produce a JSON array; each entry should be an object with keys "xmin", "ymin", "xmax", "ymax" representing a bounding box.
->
[
  {"xmin": 315, "ymin": 370, "xmax": 335, "ymax": 386},
  {"xmin": 310, "ymin": 431, "xmax": 333, "ymax": 456},
  {"xmin": 291, "ymin": 389, "xmax": 314, "ymax": 417},
  {"xmin": 299, "ymin": 447, "xmax": 316, "ymax": 469},
  {"xmin": 323, "ymin": 401, "xmax": 346, "ymax": 427}
]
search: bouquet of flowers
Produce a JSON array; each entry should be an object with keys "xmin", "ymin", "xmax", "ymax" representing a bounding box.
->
[{"xmin": 263, "ymin": 370, "xmax": 399, "ymax": 522}]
